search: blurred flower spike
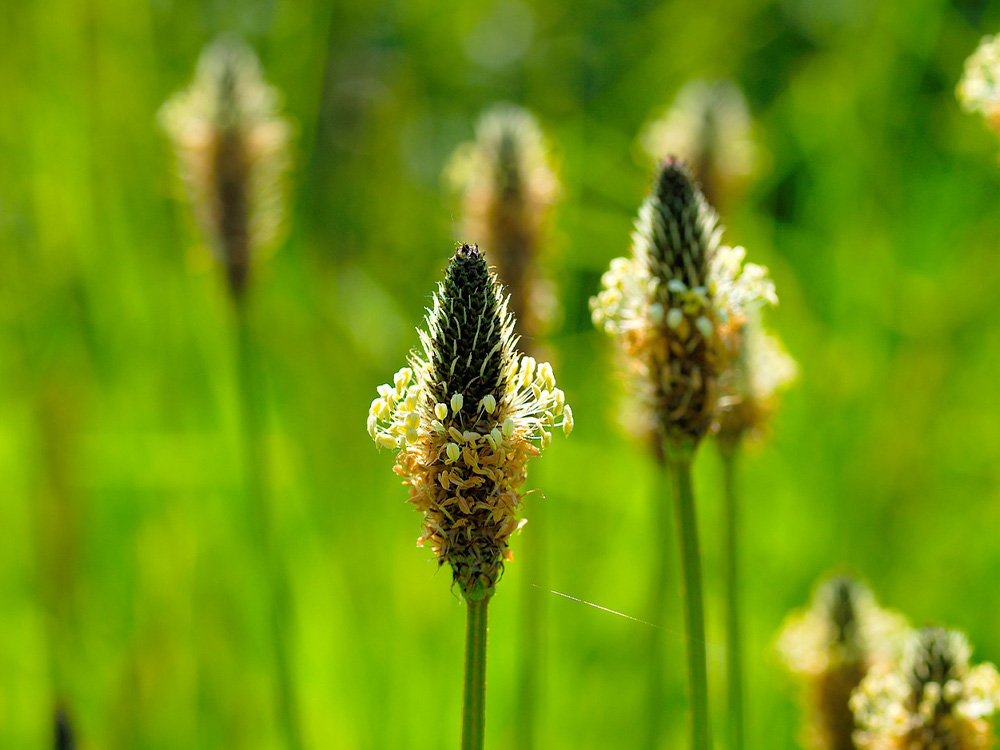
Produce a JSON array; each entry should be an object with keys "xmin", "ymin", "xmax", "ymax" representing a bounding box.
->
[
  {"xmin": 590, "ymin": 157, "xmax": 775, "ymax": 455},
  {"xmin": 639, "ymin": 80, "xmax": 758, "ymax": 208},
  {"xmin": 447, "ymin": 104, "xmax": 559, "ymax": 341},
  {"xmin": 958, "ymin": 34, "xmax": 1000, "ymax": 138},
  {"xmin": 777, "ymin": 576, "xmax": 909, "ymax": 750},
  {"xmin": 716, "ymin": 312, "xmax": 798, "ymax": 448},
  {"xmin": 367, "ymin": 244, "xmax": 572, "ymax": 602},
  {"xmin": 852, "ymin": 627, "xmax": 1000, "ymax": 750},
  {"xmin": 160, "ymin": 35, "xmax": 291, "ymax": 300}
]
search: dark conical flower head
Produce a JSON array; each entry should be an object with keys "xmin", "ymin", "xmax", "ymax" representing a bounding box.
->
[
  {"xmin": 852, "ymin": 627, "xmax": 1000, "ymax": 750},
  {"xmin": 368, "ymin": 245, "xmax": 572, "ymax": 601},
  {"xmin": 591, "ymin": 157, "xmax": 775, "ymax": 453}
]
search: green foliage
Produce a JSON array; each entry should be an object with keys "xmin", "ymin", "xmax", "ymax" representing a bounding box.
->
[{"xmin": 4, "ymin": 0, "xmax": 1000, "ymax": 747}]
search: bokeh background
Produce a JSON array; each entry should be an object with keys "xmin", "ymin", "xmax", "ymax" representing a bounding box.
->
[{"xmin": 4, "ymin": 0, "xmax": 1000, "ymax": 747}]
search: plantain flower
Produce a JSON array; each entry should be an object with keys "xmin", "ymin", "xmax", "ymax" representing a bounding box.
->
[
  {"xmin": 778, "ymin": 576, "xmax": 910, "ymax": 750},
  {"xmin": 160, "ymin": 35, "xmax": 291, "ymax": 299},
  {"xmin": 958, "ymin": 34, "xmax": 1000, "ymax": 138},
  {"xmin": 639, "ymin": 80, "xmax": 757, "ymax": 209},
  {"xmin": 447, "ymin": 105, "xmax": 559, "ymax": 343},
  {"xmin": 716, "ymin": 312, "xmax": 798, "ymax": 448},
  {"xmin": 368, "ymin": 244, "xmax": 572, "ymax": 601},
  {"xmin": 590, "ymin": 157, "xmax": 775, "ymax": 454},
  {"xmin": 852, "ymin": 627, "xmax": 1000, "ymax": 750}
]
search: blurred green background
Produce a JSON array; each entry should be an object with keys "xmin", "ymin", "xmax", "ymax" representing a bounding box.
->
[{"xmin": 4, "ymin": 0, "xmax": 1000, "ymax": 747}]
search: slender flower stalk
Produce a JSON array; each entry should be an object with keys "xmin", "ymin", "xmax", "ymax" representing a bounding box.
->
[
  {"xmin": 160, "ymin": 36, "xmax": 299, "ymax": 750},
  {"xmin": 592, "ymin": 157, "xmax": 775, "ymax": 750},
  {"xmin": 958, "ymin": 34, "xmax": 1000, "ymax": 143},
  {"xmin": 851, "ymin": 627, "xmax": 1000, "ymax": 750},
  {"xmin": 777, "ymin": 576, "xmax": 909, "ymax": 750},
  {"xmin": 368, "ymin": 244, "xmax": 572, "ymax": 748},
  {"xmin": 716, "ymin": 316, "xmax": 797, "ymax": 750},
  {"xmin": 448, "ymin": 104, "xmax": 560, "ymax": 750}
]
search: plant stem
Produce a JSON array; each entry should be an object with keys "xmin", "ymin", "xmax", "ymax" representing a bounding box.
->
[
  {"xmin": 235, "ymin": 300, "xmax": 303, "ymax": 750},
  {"xmin": 646, "ymin": 453, "xmax": 672, "ymax": 750},
  {"xmin": 668, "ymin": 449, "xmax": 711, "ymax": 750},
  {"xmin": 518, "ymin": 502, "xmax": 545, "ymax": 750},
  {"xmin": 720, "ymin": 440, "xmax": 743, "ymax": 750},
  {"xmin": 462, "ymin": 596, "xmax": 490, "ymax": 750}
]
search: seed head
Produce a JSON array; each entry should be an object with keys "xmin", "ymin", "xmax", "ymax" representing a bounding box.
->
[
  {"xmin": 160, "ymin": 35, "xmax": 291, "ymax": 300},
  {"xmin": 591, "ymin": 157, "xmax": 775, "ymax": 454},
  {"xmin": 777, "ymin": 576, "xmax": 909, "ymax": 750},
  {"xmin": 852, "ymin": 627, "xmax": 1000, "ymax": 750},
  {"xmin": 639, "ymin": 80, "xmax": 757, "ymax": 208},
  {"xmin": 448, "ymin": 105, "xmax": 559, "ymax": 345},
  {"xmin": 368, "ymin": 244, "xmax": 572, "ymax": 601},
  {"xmin": 958, "ymin": 35, "xmax": 1000, "ymax": 139}
]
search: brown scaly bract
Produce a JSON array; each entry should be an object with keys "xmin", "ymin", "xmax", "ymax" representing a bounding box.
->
[
  {"xmin": 591, "ymin": 157, "xmax": 775, "ymax": 453},
  {"xmin": 369, "ymin": 245, "xmax": 572, "ymax": 601}
]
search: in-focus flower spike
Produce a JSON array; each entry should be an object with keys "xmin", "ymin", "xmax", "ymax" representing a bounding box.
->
[
  {"xmin": 716, "ymin": 311, "xmax": 798, "ymax": 447},
  {"xmin": 777, "ymin": 576, "xmax": 910, "ymax": 750},
  {"xmin": 639, "ymin": 80, "xmax": 758, "ymax": 209},
  {"xmin": 958, "ymin": 34, "xmax": 1000, "ymax": 140},
  {"xmin": 590, "ymin": 156, "xmax": 775, "ymax": 456},
  {"xmin": 852, "ymin": 626, "xmax": 1000, "ymax": 750},
  {"xmin": 368, "ymin": 244, "xmax": 572, "ymax": 601},
  {"xmin": 160, "ymin": 35, "xmax": 291, "ymax": 300},
  {"xmin": 447, "ymin": 104, "xmax": 560, "ymax": 346}
]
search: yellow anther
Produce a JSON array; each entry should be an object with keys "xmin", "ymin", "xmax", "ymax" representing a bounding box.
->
[
  {"xmin": 448, "ymin": 426, "xmax": 465, "ymax": 442},
  {"xmin": 394, "ymin": 369, "xmax": 412, "ymax": 395},
  {"xmin": 366, "ymin": 415, "xmax": 378, "ymax": 438},
  {"xmin": 434, "ymin": 402, "xmax": 449, "ymax": 420},
  {"xmin": 403, "ymin": 394, "xmax": 417, "ymax": 412},
  {"xmin": 446, "ymin": 443, "xmax": 460, "ymax": 462},
  {"xmin": 463, "ymin": 431, "xmax": 479, "ymax": 443},
  {"xmin": 451, "ymin": 393, "xmax": 464, "ymax": 414},
  {"xmin": 405, "ymin": 428, "xmax": 419, "ymax": 443},
  {"xmin": 377, "ymin": 384, "xmax": 394, "ymax": 401},
  {"xmin": 405, "ymin": 412, "xmax": 420, "ymax": 429},
  {"xmin": 480, "ymin": 394, "xmax": 497, "ymax": 414},
  {"xmin": 537, "ymin": 362, "xmax": 555, "ymax": 389},
  {"xmin": 502, "ymin": 418, "xmax": 515, "ymax": 437},
  {"xmin": 375, "ymin": 434, "xmax": 398, "ymax": 450},
  {"xmin": 562, "ymin": 405, "xmax": 574, "ymax": 436},
  {"xmin": 490, "ymin": 427, "xmax": 503, "ymax": 446}
]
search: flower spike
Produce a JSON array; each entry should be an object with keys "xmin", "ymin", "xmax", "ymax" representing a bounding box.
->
[{"xmin": 369, "ymin": 244, "xmax": 571, "ymax": 601}]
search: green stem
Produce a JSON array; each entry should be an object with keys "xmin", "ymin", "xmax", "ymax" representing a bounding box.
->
[
  {"xmin": 518, "ymin": 502, "xmax": 544, "ymax": 750},
  {"xmin": 668, "ymin": 449, "xmax": 711, "ymax": 750},
  {"xmin": 235, "ymin": 301, "xmax": 303, "ymax": 750},
  {"xmin": 720, "ymin": 440, "xmax": 743, "ymax": 750},
  {"xmin": 462, "ymin": 596, "xmax": 490, "ymax": 750},
  {"xmin": 646, "ymin": 454, "xmax": 672, "ymax": 749}
]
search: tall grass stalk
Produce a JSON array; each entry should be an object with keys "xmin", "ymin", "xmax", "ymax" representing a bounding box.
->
[
  {"xmin": 462, "ymin": 596, "xmax": 491, "ymax": 750},
  {"xmin": 645, "ymin": 453, "xmax": 672, "ymax": 749},
  {"xmin": 719, "ymin": 440, "xmax": 743, "ymax": 750},
  {"xmin": 234, "ymin": 300, "xmax": 302, "ymax": 750},
  {"xmin": 668, "ymin": 446, "xmax": 710, "ymax": 750}
]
